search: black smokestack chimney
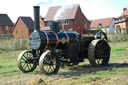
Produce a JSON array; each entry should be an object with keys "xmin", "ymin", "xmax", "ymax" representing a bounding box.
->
[{"xmin": 34, "ymin": 6, "xmax": 40, "ymax": 31}]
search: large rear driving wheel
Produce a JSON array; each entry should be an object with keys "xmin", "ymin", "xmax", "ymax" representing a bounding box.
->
[{"xmin": 88, "ymin": 39, "xmax": 111, "ymax": 66}]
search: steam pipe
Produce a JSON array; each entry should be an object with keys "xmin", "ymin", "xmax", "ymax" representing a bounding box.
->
[{"xmin": 33, "ymin": 6, "xmax": 40, "ymax": 31}]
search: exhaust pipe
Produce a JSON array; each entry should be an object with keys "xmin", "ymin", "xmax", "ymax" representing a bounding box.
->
[{"xmin": 33, "ymin": 6, "xmax": 40, "ymax": 31}]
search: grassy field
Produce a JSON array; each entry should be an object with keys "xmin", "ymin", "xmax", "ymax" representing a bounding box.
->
[{"xmin": 0, "ymin": 41, "xmax": 128, "ymax": 85}]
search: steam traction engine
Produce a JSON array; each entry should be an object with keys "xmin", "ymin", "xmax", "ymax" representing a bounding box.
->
[{"xmin": 18, "ymin": 6, "xmax": 111, "ymax": 74}]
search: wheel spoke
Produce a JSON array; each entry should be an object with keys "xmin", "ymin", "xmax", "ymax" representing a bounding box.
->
[
  {"xmin": 27, "ymin": 64, "xmax": 31, "ymax": 70},
  {"xmin": 46, "ymin": 66, "xmax": 50, "ymax": 73},
  {"xmin": 22, "ymin": 63, "xmax": 26, "ymax": 68},
  {"xmin": 23, "ymin": 63, "xmax": 28, "ymax": 70},
  {"xmin": 21, "ymin": 57, "xmax": 26, "ymax": 61}
]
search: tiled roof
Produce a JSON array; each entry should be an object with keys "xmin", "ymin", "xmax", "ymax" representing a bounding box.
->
[
  {"xmin": 20, "ymin": 17, "xmax": 34, "ymax": 31},
  {"xmin": 0, "ymin": 14, "xmax": 14, "ymax": 26},
  {"xmin": 91, "ymin": 17, "xmax": 113, "ymax": 28},
  {"xmin": 44, "ymin": 4, "xmax": 79, "ymax": 21},
  {"xmin": 12, "ymin": 17, "xmax": 34, "ymax": 32}
]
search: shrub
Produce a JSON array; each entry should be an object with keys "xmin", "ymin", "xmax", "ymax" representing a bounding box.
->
[
  {"xmin": 108, "ymin": 34, "xmax": 128, "ymax": 42},
  {"xmin": 0, "ymin": 38, "xmax": 30, "ymax": 51}
]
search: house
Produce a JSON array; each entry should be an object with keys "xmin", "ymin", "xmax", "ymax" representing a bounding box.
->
[
  {"xmin": 40, "ymin": 16, "xmax": 50, "ymax": 31},
  {"xmin": 90, "ymin": 17, "xmax": 115, "ymax": 34},
  {"xmin": 12, "ymin": 17, "xmax": 34, "ymax": 38},
  {"xmin": 115, "ymin": 8, "xmax": 128, "ymax": 34},
  {"xmin": 44, "ymin": 4, "xmax": 90, "ymax": 32},
  {"xmin": 0, "ymin": 14, "xmax": 14, "ymax": 34}
]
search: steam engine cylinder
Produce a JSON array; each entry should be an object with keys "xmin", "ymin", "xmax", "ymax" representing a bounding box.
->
[{"xmin": 29, "ymin": 30, "xmax": 78, "ymax": 50}]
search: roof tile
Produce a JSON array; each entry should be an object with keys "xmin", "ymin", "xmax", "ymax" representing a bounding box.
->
[
  {"xmin": 0, "ymin": 14, "xmax": 14, "ymax": 26},
  {"xmin": 91, "ymin": 17, "xmax": 113, "ymax": 28},
  {"xmin": 44, "ymin": 4, "xmax": 79, "ymax": 21}
]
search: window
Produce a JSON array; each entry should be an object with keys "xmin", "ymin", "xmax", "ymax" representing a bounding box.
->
[
  {"xmin": 98, "ymin": 23, "xmax": 102, "ymax": 27},
  {"xmin": 5, "ymin": 26, "xmax": 8, "ymax": 31},
  {"xmin": 48, "ymin": 21, "xmax": 52, "ymax": 26},
  {"xmin": 62, "ymin": 20, "xmax": 69, "ymax": 25}
]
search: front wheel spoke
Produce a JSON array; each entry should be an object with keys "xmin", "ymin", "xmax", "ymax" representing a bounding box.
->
[
  {"xmin": 21, "ymin": 61, "xmax": 25, "ymax": 63},
  {"xmin": 45, "ymin": 65, "xmax": 49, "ymax": 72},
  {"xmin": 51, "ymin": 65, "xmax": 55, "ymax": 71},
  {"xmin": 29, "ymin": 64, "xmax": 32, "ymax": 69},
  {"xmin": 46, "ymin": 66, "xmax": 50, "ymax": 73},
  {"xmin": 21, "ymin": 57, "xmax": 26, "ymax": 61},
  {"xmin": 23, "ymin": 64, "xmax": 28, "ymax": 70},
  {"xmin": 22, "ymin": 63, "xmax": 26, "ymax": 68},
  {"xmin": 23, "ymin": 55, "xmax": 27, "ymax": 59},
  {"xmin": 50, "ymin": 66, "xmax": 54, "ymax": 72},
  {"xmin": 27, "ymin": 64, "xmax": 31, "ymax": 70},
  {"xmin": 25, "ymin": 64, "xmax": 29, "ymax": 70},
  {"xmin": 44, "ymin": 66, "xmax": 47, "ymax": 72}
]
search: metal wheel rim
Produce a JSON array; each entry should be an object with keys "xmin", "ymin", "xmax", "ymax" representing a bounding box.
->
[
  {"xmin": 43, "ymin": 52, "xmax": 57, "ymax": 74},
  {"xmin": 18, "ymin": 51, "xmax": 37, "ymax": 73},
  {"xmin": 39, "ymin": 51, "xmax": 60, "ymax": 74},
  {"xmin": 95, "ymin": 40, "xmax": 110, "ymax": 65},
  {"xmin": 88, "ymin": 39, "xmax": 110, "ymax": 66}
]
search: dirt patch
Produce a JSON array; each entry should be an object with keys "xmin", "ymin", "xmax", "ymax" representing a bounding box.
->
[
  {"xmin": 26, "ymin": 78, "xmax": 47, "ymax": 85},
  {"xmin": 94, "ymin": 75, "xmax": 128, "ymax": 85}
]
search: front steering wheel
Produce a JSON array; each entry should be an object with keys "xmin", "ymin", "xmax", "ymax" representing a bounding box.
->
[{"xmin": 94, "ymin": 30, "xmax": 108, "ymax": 41}]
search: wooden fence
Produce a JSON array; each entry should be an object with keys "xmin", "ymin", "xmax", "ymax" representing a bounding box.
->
[{"xmin": 0, "ymin": 34, "xmax": 13, "ymax": 39}]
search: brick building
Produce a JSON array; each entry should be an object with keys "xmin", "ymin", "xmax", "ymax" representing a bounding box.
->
[
  {"xmin": 12, "ymin": 17, "xmax": 34, "ymax": 38},
  {"xmin": 91, "ymin": 17, "xmax": 116, "ymax": 34},
  {"xmin": 0, "ymin": 14, "xmax": 14, "ymax": 34},
  {"xmin": 115, "ymin": 8, "xmax": 128, "ymax": 34},
  {"xmin": 44, "ymin": 4, "xmax": 90, "ymax": 32}
]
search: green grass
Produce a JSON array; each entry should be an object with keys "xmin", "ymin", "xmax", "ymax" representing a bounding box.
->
[
  {"xmin": 70, "ymin": 67, "xmax": 128, "ymax": 84},
  {"xmin": 0, "ymin": 41, "xmax": 128, "ymax": 85},
  {"xmin": 0, "ymin": 50, "xmax": 22, "ymax": 76},
  {"xmin": 109, "ymin": 41, "xmax": 128, "ymax": 48},
  {"xmin": 110, "ymin": 48, "xmax": 128, "ymax": 62}
]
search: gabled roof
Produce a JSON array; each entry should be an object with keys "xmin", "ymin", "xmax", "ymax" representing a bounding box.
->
[
  {"xmin": 20, "ymin": 17, "xmax": 34, "ymax": 30},
  {"xmin": 44, "ymin": 4, "xmax": 79, "ymax": 21},
  {"xmin": 0, "ymin": 14, "xmax": 14, "ymax": 26},
  {"xmin": 12, "ymin": 17, "xmax": 34, "ymax": 32},
  {"xmin": 91, "ymin": 17, "xmax": 113, "ymax": 28}
]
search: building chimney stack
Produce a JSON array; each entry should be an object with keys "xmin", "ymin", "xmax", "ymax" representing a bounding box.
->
[{"xmin": 123, "ymin": 8, "xmax": 127, "ymax": 12}]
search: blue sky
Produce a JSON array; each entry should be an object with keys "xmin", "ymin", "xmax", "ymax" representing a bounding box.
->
[{"xmin": 0, "ymin": 0, "xmax": 128, "ymax": 22}]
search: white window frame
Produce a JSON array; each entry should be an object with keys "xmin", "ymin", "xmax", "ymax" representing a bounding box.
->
[{"xmin": 62, "ymin": 20, "xmax": 69, "ymax": 25}]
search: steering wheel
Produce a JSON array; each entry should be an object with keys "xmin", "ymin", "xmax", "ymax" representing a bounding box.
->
[{"xmin": 94, "ymin": 30, "xmax": 108, "ymax": 41}]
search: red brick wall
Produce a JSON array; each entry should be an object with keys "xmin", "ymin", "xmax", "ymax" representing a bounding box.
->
[
  {"xmin": 60, "ymin": 20, "xmax": 73, "ymax": 31},
  {"xmin": 74, "ymin": 7, "xmax": 90, "ymax": 31},
  {"xmin": 115, "ymin": 21, "xmax": 128, "ymax": 34},
  {"xmin": 12, "ymin": 18, "xmax": 29, "ymax": 38}
]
